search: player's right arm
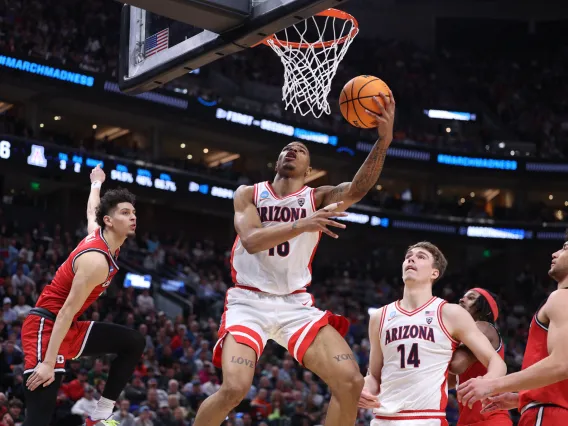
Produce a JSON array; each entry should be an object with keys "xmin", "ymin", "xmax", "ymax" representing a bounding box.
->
[
  {"xmin": 87, "ymin": 164, "xmax": 106, "ymax": 234},
  {"xmin": 359, "ymin": 307, "xmax": 383, "ymax": 409},
  {"xmin": 458, "ymin": 289, "xmax": 568, "ymax": 406},
  {"xmin": 26, "ymin": 252, "xmax": 109, "ymax": 391},
  {"xmin": 234, "ymin": 185, "xmax": 348, "ymax": 254}
]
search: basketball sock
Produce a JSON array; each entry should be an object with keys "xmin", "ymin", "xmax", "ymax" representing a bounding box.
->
[{"xmin": 91, "ymin": 397, "xmax": 115, "ymax": 420}]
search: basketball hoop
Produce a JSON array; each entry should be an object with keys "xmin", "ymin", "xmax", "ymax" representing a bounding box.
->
[{"xmin": 260, "ymin": 8, "xmax": 359, "ymax": 118}]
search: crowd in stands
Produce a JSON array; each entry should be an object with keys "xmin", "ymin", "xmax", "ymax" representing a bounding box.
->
[
  {"xmin": 0, "ymin": 198, "xmax": 560, "ymax": 425},
  {"xmin": 2, "ymin": 0, "xmax": 568, "ymax": 157}
]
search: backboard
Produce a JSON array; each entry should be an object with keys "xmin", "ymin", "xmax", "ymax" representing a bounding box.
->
[{"xmin": 118, "ymin": 0, "xmax": 352, "ymax": 94}]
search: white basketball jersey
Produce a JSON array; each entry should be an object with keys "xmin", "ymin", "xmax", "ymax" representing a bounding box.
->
[
  {"xmin": 230, "ymin": 181, "xmax": 320, "ymax": 295},
  {"xmin": 374, "ymin": 297, "xmax": 459, "ymax": 420}
]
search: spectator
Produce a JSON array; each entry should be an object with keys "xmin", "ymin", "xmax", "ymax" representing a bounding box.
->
[
  {"xmin": 71, "ymin": 385, "xmax": 98, "ymax": 420},
  {"xmin": 61, "ymin": 369, "xmax": 88, "ymax": 401},
  {"xmin": 0, "ymin": 342, "xmax": 23, "ymax": 388},
  {"xmin": 1, "ymin": 299, "xmax": 16, "ymax": 325},
  {"xmin": 11, "ymin": 266, "xmax": 34, "ymax": 292},
  {"xmin": 111, "ymin": 399, "xmax": 136, "ymax": 426},
  {"xmin": 12, "ymin": 295, "xmax": 31, "ymax": 319},
  {"xmin": 134, "ymin": 406, "xmax": 153, "ymax": 426},
  {"xmin": 137, "ymin": 290, "xmax": 155, "ymax": 315}
]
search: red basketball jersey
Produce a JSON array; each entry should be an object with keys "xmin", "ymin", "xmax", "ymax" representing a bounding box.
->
[
  {"xmin": 519, "ymin": 302, "xmax": 568, "ymax": 411},
  {"xmin": 458, "ymin": 324, "xmax": 512, "ymax": 425},
  {"xmin": 35, "ymin": 227, "xmax": 120, "ymax": 320}
]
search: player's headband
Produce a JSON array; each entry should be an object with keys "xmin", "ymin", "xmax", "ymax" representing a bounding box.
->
[{"xmin": 471, "ymin": 287, "xmax": 499, "ymax": 321}]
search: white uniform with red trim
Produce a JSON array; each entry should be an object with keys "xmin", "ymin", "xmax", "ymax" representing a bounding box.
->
[
  {"xmin": 231, "ymin": 181, "xmax": 320, "ymax": 295},
  {"xmin": 212, "ymin": 181, "xmax": 348, "ymax": 369},
  {"xmin": 372, "ymin": 297, "xmax": 458, "ymax": 426}
]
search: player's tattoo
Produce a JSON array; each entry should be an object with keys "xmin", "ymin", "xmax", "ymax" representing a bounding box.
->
[
  {"xmin": 325, "ymin": 182, "xmax": 349, "ymax": 203},
  {"xmin": 352, "ymin": 138, "xmax": 389, "ymax": 195},
  {"xmin": 230, "ymin": 356, "xmax": 255, "ymax": 368},
  {"xmin": 333, "ymin": 353, "xmax": 356, "ymax": 362}
]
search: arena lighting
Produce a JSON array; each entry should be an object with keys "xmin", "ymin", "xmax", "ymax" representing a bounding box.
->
[
  {"xmin": 526, "ymin": 162, "xmax": 568, "ymax": 173},
  {"xmin": 465, "ymin": 227, "xmax": 526, "ymax": 240},
  {"xmin": 423, "ymin": 109, "xmax": 476, "ymax": 122},
  {"xmin": 104, "ymin": 81, "xmax": 188, "ymax": 109},
  {"xmin": 0, "ymin": 55, "xmax": 95, "ymax": 87},
  {"xmin": 437, "ymin": 154, "xmax": 517, "ymax": 170},
  {"xmin": 214, "ymin": 108, "xmax": 338, "ymax": 146},
  {"xmin": 356, "ymin": 142, "xmax": 430, "ymax": 161}
]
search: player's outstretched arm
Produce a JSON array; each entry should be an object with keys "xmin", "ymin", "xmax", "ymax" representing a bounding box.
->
[
  {"xmin": 458, "ymin": 290, "xmax": 568, "ymax": 406},
  {"xmin": 444, "ymin": 303, "xmax": 506, "ymax": 381},
  {"xmin": 450, "ymin": 321, "xmax": 500, "ymax": 376},
  {"xmin": 87, "ymin": 164, "xmax": 106, "ymax": 234},
  {"xmin": 26, "ymin": 251, "xmax": 109, "ymax": 391},
  {"xmin": 315, "ymin": 92, "xmax": 395, "ymax": 212},
  {"xmin": 359, "ymin": 307, "xmax": 383, "ymax": 409},
  {"xmin": 234, "ymin": 185, "xmax": 348, "ymax": 254}
]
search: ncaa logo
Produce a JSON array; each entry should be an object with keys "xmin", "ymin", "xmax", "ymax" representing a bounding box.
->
[
  {"xmin": 260, "ymin": 191, "xmax": 269, "ymax": 200},
  {"xmin": 388, "ymin": 311, "xmax": 396, "ymax": 321}
]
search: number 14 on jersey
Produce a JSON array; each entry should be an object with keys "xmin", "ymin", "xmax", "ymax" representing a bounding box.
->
[{"xmin": 397, "ymin": 343, "xmax": 420, "ymax": 368}]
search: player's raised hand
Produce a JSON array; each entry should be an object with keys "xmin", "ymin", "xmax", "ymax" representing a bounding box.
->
[
  {"xmin": 90, "ymin": 163, "xmax": 106, "ymax": 184},
  {"xmin": 480, "ymin": 392, "xmax": 519, "ymax": 413},
  {"xmin": 26, "ymin": 361, "xmax": 55, "ymax": 391},
  {"xmin": 358, "ymin": 388, "xmax": 381, "ymax": 409},
  {"xmin": 295, "ymin": 201, "xmax": 348, "ymax": 239},
  {"xmin": 365, "ymin": 90, "xmax": 395, "ymax": 143}
]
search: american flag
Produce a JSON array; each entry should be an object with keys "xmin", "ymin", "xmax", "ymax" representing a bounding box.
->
[
  {"xmin": 425, "ymin": 310, "xmax": 434, "ymax": 316},
  {"xmin": 144, "ymin": 28, "xmax": 169, "ymax": 58}
]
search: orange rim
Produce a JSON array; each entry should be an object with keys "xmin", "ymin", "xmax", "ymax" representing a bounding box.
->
[{"xmin": 259, "ymin": 8, "xmax": 358, "ymax": 49}]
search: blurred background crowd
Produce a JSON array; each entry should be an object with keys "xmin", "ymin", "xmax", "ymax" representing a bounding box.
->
[
  {"xmin": 0, "ymin": 0, "xmax": 566, "ymax": 425},
  {"xmin": 0, "ymin": 205, "xmax": 555, "ymax": 426}
]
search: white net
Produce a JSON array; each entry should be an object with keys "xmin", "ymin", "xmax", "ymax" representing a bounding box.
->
[{"xmin": 265, "ymin": 10, "xmax": 358, "ymax": 118}]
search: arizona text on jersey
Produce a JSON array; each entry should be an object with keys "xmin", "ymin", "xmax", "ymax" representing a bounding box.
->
[{"xmin": 230, "ymin": 181, "xmax": 320, "ymax": 295}]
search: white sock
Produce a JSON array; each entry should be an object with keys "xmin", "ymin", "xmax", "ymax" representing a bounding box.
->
[{"xmin": 91, "ymin": 397, "xmax": 115, "ymax": 421}]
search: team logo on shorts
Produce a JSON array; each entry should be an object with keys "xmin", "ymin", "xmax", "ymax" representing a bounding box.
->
[
  {"xmin": 260, "ymin": 191, "xmax": 269, "ymax": 200},
  {"xmin": 426, "ymin": 317, "xmax": 433, "ymax": 324},
  {"xmin": 298, "ymin": 197, "xmax": 305, "ymax": 207}
]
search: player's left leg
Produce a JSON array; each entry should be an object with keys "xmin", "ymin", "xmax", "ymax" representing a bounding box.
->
[
  {"xmin": 77, "ymin": 321, "xmax": 145, "ymax": 423},
  {"xmin": 22, "ymin": 372, "xmax": 64, "ymax": 426},
  {"xmin": 302, "ymin": 325, "xmax": 364, "ymax": 426}
]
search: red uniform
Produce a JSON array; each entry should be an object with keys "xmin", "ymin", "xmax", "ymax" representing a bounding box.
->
[
  {"xmin": 22, "ymin": 227, "xmax": 119, "ymax": 374},
  {"xmin": 518, "ymin": 301, "xmax": 568, "ymax": 426},
  {"xmin": 457, "ymin": 325, "xmax": 512, "ymax": 426}
]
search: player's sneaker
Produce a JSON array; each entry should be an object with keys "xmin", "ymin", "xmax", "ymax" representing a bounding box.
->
[{"xmin": 85, "ymin": 418, "xmax": 119, "ymax": 426}]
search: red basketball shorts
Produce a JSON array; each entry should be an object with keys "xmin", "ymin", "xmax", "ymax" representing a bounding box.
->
[
  {"xmin": 22, "ymin": 314, "xmax": 94, "ymax": 374},
  {"xmin": 212, "ymin": 287, "xmax": 348, "ymax": 368},
  {"xmin": 519, "ymin": 405, "xmax": 568, "ymax": 426},
  {"xmin": 457, "ymin": 418, "xmax": 512, "ymax": 426}
]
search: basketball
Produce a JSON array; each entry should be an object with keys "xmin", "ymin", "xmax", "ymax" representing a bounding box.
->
[{"xmin": 339, "ymin": 75, "xmax": 391, "ymax": 128}]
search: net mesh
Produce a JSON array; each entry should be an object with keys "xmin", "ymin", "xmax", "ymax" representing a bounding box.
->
[{"xmin": 265, "ymin": 11, "xmax": 358, "ymax": 118}]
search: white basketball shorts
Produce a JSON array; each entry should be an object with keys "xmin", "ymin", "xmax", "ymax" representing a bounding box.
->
[{"xmin": 212, "ymin": 286, "xmax": 348, "ymax": 367}]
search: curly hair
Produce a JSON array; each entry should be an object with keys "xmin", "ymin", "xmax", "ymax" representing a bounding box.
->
[
  {"xmin": 406, "ymin": 241, "xmax": 448, "ymax": 282},
  {"xmin": 472, "ymin": 289, "xmax": 499, "ymax": 324},
  {"xmin": 95, "ymin": 188, "xmax": 136, "ymax": 229}
]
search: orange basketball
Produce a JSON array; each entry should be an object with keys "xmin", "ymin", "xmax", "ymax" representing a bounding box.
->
[{"xmin": 339, "ymin": 75, "xmax": 391, "ymax": 128}]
